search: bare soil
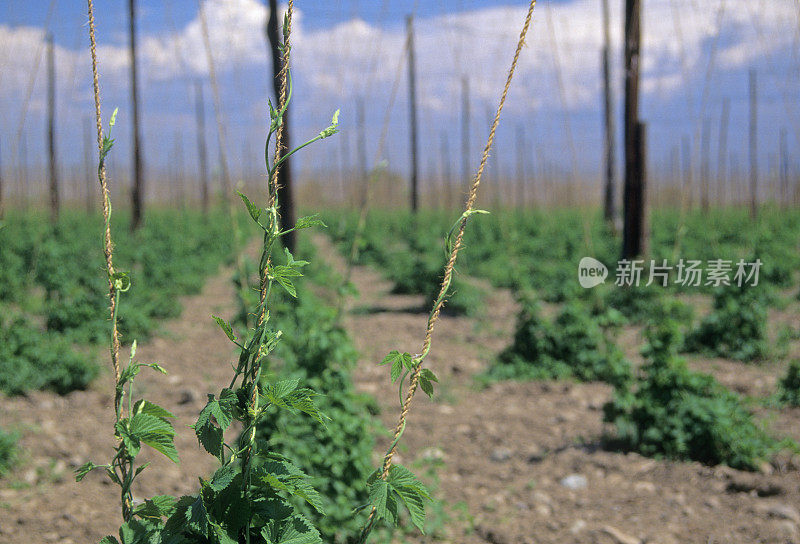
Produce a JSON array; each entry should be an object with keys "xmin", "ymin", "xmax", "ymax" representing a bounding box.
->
[
  {"xmin": 1, "ymin": 236, "xmax": 799, "ymax": 544},
  {"xmin": 315, "ymin": 234, "xmax": 800, "ymax": 544}
]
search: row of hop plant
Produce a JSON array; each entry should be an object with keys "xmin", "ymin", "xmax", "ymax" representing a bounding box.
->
[
  {"xmin": 328, "ymin": 206, "xmax": 800, "ymax": 314},
  {"xmin": 328, "ymin": 209, "xmax": 485, "ymax": 315},
  {"xmin": 0, "ymin": 209, "xmax": 234, "ymax": 398},
  {"xmin": 483, "ymin": 287, "xmax": 799, "ymax": 471}
]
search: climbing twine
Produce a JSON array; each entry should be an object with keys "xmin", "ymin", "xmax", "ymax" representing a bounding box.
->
[
  {"xmin": 359, "ymin": 0, "xmax": 538, "ymax": 538},
  {"xmin": 257, "ymin": 0, "xmax": 294, "ymax": 328},
  {"xmin": 87, "ymin": 0, "xmax": 121, "ymax": 383}
]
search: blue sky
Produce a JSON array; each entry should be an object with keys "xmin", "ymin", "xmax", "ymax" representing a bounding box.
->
[{"xmin": 1, "ymin": 0, "xmax": 798, "ymax": 205}]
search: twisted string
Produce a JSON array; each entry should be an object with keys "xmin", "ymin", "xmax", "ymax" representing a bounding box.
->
[
  {"xmin": 359, "ymin": 1, "xmax": 538, "ymax": 539},
  {"xmin": 258, "ymin": 0, "xmax": 294, "ymax": 327},
  {"xmin": 87, "ymin": 0, "xmax": 120, "ymax": 383}
]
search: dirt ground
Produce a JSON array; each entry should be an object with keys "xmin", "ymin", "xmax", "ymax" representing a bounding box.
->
[{"xmin": 1, "ymin": 236, "xmax": 799, "ymax": 544}]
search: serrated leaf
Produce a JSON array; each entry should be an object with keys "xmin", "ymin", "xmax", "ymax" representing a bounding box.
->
[
  {"xmin": 273, "ymin": 272, "xmax": 297, "ymax": 297},
  {"xmin": 419, "ymin": 376, "xmax": 434, "ymax": 398},
  {"xmin": 210, "ymin": 463, "xmax": 238, "ymax": 492},
  {"xmin": 394, "ymin": 485, "xmax": 426, "ymax": 532},
  {"xmin": 386, "ymin": 465, "xmax": 430, "ymax": 531},
  {"xmin": 115, "ymin": 420, "xmax": 141, "ymax": 458},
  {"xmin": 388, "ymin": 465, "xmax": 431, "ymax": 499},
  {"xmin": 133, "ymin": 399, "xmax": 175, "ymax": 419},
  {"xmin": 141, "ymin": 433, "xmax": 179, "ymax": 464},
  {"xmin": 390, "ymin": 359, "xmax": 402, "ymax": 383},
  {"xmin": 238, "ymin": 191, "xmax": 262, "ymax": 224},
  {"xmin": 185, "ymin": 495, "xmax": 209, "ymax": 534},
  {"xmin": 293, "ymin": 214, "xmax": 326, "ymax": 231},
  {"xmin": 212, "ymin": 315, "xmax": 237, "ymax": 343},
  {"xmin": 262, "ymin": 515, "xmax": 323, "ymax": 544},
  {"xmin": 255, "ymin": 461, "xmax": 325, "ymax": 515},
  {"xmin": 143, "ymin": 362, "xmax": 167, "ymax": 375},
  {"xmin": 263, "ymin": 379, "xmax": 300, "ymax": 405},
  {"xmin": 99, "ymin": 537, "xmax": 120, "ymax": 544},
  {"xmin": 130, "ymin": 413, "xmax": 175, "ymax": 438},
  {"xmin": 134, "ymin": 495, "xmax": 178, "ymax": 520},
  {"xmin": 420, "ymin": 368, "xmax": 438, "ymax": 384},
  {"xmin": 368, "ymin": 479, "xmax": 389, "ymax": 520},
  {"xmin": 194, "ymin": 420, "xmax": 224, "ymax": 460},
  {"xmin": 74, "ymin": 461, "xmax": 97, "ymax": 482}
]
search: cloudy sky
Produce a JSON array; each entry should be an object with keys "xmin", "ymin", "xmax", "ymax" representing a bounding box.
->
[{"xmin": 1, "ymin": 0, "xmax": 798, "ymax": 201}]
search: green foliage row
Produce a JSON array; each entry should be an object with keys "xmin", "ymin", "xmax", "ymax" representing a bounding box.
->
[
  {"xmin": 603, "ymin": 317, "xmax": 783, "ymax": 471},
  {"xmin": 326, "ymin": 207, "xmax": 800, "ymax": 324},
  {"xmin": 0, "ymin": 209, "xmax": 234, "ymax": 395},
  {"xmin": 683, "ymin": 283, "xmax": 771, "ymax": 362},
  {"xmin": 0, "ymin": 426, "xmax": 18, "ymax": 477},
  {"xmin": 484, "ymin": 298, "xmax": 632, "ymax": 388},
  {"xmin": 328, "ymin": 211, "xmax": 484, "ymax": 315},
  {"xmin": 778, "ymin": 360, "xmax": 800, "ymax": 407},
  {"xmin": 0, "ymin": 315, "xmax": 99, "ymax": 395}
]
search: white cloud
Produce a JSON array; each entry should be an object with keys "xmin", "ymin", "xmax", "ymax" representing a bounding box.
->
[{"xmin": 1, "ymin": 0, "xmax": 795, "ymax": 114}]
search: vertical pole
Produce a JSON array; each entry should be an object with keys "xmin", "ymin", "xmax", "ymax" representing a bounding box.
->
[
  {"xmin": 749, "ymin": 67, "xmax": 758, "ymax": 218},
  {"xmin": 175, "ymin": 131, "xmax": 185, "ymax": 207},
  {"xmin": 601, "ymin": 0, "xmax": 616, "ymax": 222},
  {"xmin": 83, "ymin": 117, "xmax": 93, "ymax": 213},
  {"xmin": 47, "ymin": 32, "xmax": 59, "ymax": 223},
  {"xmin": 195, "ymin": 80, "xmax": 210, "ymax": 215},
  {"xmin": 19, "ymin": 134, "xmax": 28, "ymax": 210},
  {"xmin": 341, "ymin": 129, "xmax": 351, "ymax": 205},
  {"xmin": 441, "ymin": 132, "xmax": 452, "ymax": 210},
  {"xmin": 0, "ymin": 135, "xmax": 4, "ymax": 218},
  {"xmin": 267, "ymin": 0, "xmax": 294, "ymax": 251},
  {"xmin": 780, "ymin": 127, "xmax": 788, "ymax": 208},
  {"xmin": 356, "ymin": 96, "xmax": 368, "ymax": 209},
  {"xmin": 700, "ymin": 116, "xmax": 710, "ymax": 211},
  {"xmin": 406, "ymin": 15, "xmax": 419, "ymax": 213},
  {"xmin": 681, "ymin": 135, "xmax": 692, "ymax": 209},
  {"xmin": 717, "ymin": 97, "xmax": 730, "ymax": 206},
  {"xmin": 128, "ymin": 0, "xmax": 144, "ymax": 230},
  {"xmin": 622, "ymin": 0, "xmax": 646, "ymax": 258},
  {"xmin": 516, "ymin": 124, "xmax": 526, "ymax": 208},
  {"xmin": 461, "ymin": 75, "xmax": 470, "ymax": 198}
]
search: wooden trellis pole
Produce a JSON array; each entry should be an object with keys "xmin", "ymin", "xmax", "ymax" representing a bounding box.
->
[
  {"xmin": 749, "ymin": 67, "xmax": 758, "ymax": 218},
  {"xmin": 406, "ymin": 15, "xmax": 419, "ymax": 213},
  {"xmin": 267, "ymin": 0, "xmax": 295, "ymax": 250},
  {"xmin": 601, "ymin": 0, "xmax": 616, "ymax": 222},
  {"xmin": 622, "ymin": 0, "xmax": 647, "ymax": 258},
  {"xmin": 47, "ymin": 32, "xmax": 59, "ymax": 222},
  {"xmin": 128, "ymin": 0, "xmax": 144, "ymax": 230}
]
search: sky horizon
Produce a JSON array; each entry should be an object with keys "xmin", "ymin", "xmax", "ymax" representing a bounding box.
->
[{"xmin": 1, "ymin": 0, "xmax": 799, "ymax": 204}]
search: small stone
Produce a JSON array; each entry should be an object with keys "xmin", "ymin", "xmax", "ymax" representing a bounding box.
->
[
  {"xmin": 438, "ymin": 404, "xmax": 454, "ymax": 415},
  {"xmin": 775, "ymin": 520, "xmax": 799, "ymax": 539},
  {"xmin": 491, "ymin": 447, "xmax": 512, "ymax": 463},
  {"xmin": 177, "ymin": 388, "xmax": 198, "ymax": 405},
  {"xmin": 23, "ymin": 469, "xmax": 37, "ymax": 485},
  {"xmin": 420, "ymin": 447, "xmax": 445, "ymax": 462},
  {"xmin": 532, "ymin": 490, "xmax": 552, "ymax": 505},
  {"xmin": 534, "ymin": 502, "xmax": 552, "ymax": 516},
  {"xmin": 633, "ymin": 481, "xmax": 656, "ymax": 493},
  {"xmin": 569, "ymin": 520, "xmax": 586, "ymax": 534},
  {"xmin": 560, "ymin": 474, "xmax": 588, "ymax": 490},
  {"xmin": 599, "ymin": 525, "xmax": 641, "ymax": 544},
  {"xmin": 766, "ymin": 504, "xmax": 800, "ymax": 523},
  {"xmin": 704, "ymin": 497, "xmax": 721, "ymax": 510}
]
